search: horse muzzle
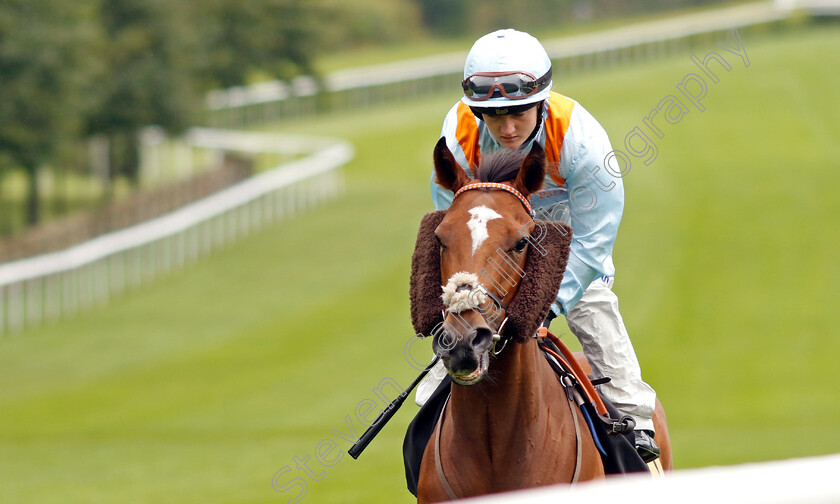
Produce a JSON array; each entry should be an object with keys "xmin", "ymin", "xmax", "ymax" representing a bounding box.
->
[{"xmin": 433, "ymin": 312, "xmax": 494, "ymax": 385}]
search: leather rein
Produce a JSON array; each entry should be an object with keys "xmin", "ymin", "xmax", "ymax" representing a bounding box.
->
[
  {"xmin": 433, "ymin": 184, "xmax": 605, "ymax": 495},
  {"xmin": 447, "ymin": 182, "xmax": 608, "ymax": 416},
  {"xmin": 433, "ymin": 329, "xmax": 590, "ymax": 499}
]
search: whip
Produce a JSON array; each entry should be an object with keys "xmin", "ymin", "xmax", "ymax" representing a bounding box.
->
[{"xmin": 348, "ymin": 355, "xmax": 439, "ymax": 459}]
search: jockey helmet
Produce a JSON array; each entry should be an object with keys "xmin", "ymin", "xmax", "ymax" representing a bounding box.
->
[{"xmin": 461, "ymin": 29, "xmax": 553, "ymax": 112}]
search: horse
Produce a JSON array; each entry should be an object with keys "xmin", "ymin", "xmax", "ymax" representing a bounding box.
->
[{"xmin": 408, "ymin": 138, "xmax": 672, "ymax": 502}]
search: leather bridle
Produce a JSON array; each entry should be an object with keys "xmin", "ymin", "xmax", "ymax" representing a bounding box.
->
[
  {"xmin": 447, "ymin": 181, "xmax": 534, "ymax": 354},
  {"xmin": 452, "ymin": 182, "xmax": 535, "ymax": 217}
]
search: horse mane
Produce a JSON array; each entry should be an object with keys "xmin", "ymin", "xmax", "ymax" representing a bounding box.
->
[{"xmin": 476, "ymin": 149, "xmax": 527, "ymax": 183}]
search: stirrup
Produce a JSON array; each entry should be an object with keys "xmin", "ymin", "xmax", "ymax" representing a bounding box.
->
[{"xmin": 634, "ymin": 430, "xmax": 660, "ymax": 463}]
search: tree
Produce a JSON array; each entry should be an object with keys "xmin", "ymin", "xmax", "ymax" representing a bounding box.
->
[
  {"xmin": 0, "ymin": 0, "xmax": 101, "ymax": 225},
  {"xmin": 84, "ymin": 0, "xmax": 200, "ymax": 187},
  {"xmin": 85, "ymin": 0, "xmax": 327, "ymax": 187},
  {"xmin": 193, "ymin": 0, "xmax": 323, "ymax": 90}
]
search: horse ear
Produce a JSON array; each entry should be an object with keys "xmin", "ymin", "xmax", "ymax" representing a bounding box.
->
[
  {"xmin": 513, "ymin": 142, "xmax": 546, "ymax": 198},
  {"xmin": 434, "ymin": 137, "xmax": 470, "ymax": 193}
]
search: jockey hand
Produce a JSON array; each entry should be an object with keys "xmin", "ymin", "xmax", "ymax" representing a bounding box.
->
[{"xmin": 543, "ymin": 309, "xmax": 557, "ymax": 328}]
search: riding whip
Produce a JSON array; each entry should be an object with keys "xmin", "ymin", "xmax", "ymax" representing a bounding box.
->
[{"xmin": 348, "ymin": 355, "xmax": 439, "ymax": 459}]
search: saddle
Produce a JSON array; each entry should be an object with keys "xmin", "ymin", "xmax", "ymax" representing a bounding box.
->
[
  {"xmin": 402, "ymin": 329, "xmax": 648, "ymax": 497},
  {"xmin": 537, "ymin": 328, "xmax": 649, "ymax": 475}
]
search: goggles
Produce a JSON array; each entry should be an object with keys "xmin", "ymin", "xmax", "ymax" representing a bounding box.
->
[{"xmin": 461, "ymin": 68, "xmax": 552, "ymax": 101}]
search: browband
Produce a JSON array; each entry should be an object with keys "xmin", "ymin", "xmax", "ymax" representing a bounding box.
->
[{"xmin": 452, "ymin": 182, "xmax": 534, "ymax": 217}]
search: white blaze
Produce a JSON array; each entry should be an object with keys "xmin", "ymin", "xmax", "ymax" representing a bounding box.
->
[{"xmin": 467, "ymin": 206, "xmax": 502, "ymax": 254}]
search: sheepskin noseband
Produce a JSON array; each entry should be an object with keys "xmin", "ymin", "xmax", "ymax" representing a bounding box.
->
[
  {"xmin": 410, "ymin": 210, "xmax": 572, "ymax": 342},
  {"xmin": 441, "ymin": 272, "xmax": 489, "ymax": 313}
]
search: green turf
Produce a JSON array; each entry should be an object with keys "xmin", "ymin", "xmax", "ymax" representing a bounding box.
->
[{"xmin": 1, "ymin": 25, "xmax": 839, "ymax": 503}]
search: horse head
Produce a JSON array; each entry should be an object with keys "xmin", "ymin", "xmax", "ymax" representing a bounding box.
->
[{"xmin": 410, "ymin": 137, "xmax": 572, "ymax": 385}]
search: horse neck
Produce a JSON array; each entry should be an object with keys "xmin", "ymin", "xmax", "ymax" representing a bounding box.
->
[{"xmin": 447, "ymin": 338, "xmax": 565, "ymax": 451}]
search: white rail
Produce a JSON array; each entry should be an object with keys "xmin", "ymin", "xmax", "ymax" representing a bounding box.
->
[
  {"xmin": 459, "ymin": 453, "xmax": 840, "ymax": 504},
  {"xmin": 0, "ymin": 130, "xmax": 353, "ymax": 334},
  {"xmin": 204, "ymin": 1, "xmax": 794, "ymax": 117}
]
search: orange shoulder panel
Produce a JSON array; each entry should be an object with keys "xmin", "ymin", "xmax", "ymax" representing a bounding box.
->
[
  {"xmin": 455, "ymin": 102, "xmax": 481, "ymax": 172},
  {"xmin": 544, "ymin": 93, "xmax": 576, "ymax": 187}
]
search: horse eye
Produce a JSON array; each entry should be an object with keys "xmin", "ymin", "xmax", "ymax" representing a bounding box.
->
[{"xmin": 513, "ymin": 238, "xmax": 528, "ymax": 253}]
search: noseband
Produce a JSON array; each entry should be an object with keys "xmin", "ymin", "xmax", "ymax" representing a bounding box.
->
[
  {"xmin": 445, "ymin": 182, "xmax": 534, "ymax": 353},
  {"xmin": 440, "ymin": 288, "xmax": 510, "ymax": 354}
]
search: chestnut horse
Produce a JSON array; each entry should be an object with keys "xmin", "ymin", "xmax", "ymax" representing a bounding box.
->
[{"xmin": 409, "ymin": 138, "xmax": 671, "ymax": 502}]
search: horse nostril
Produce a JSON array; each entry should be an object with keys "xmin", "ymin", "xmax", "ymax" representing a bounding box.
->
[
  {"xmin": 434, "ymin": 328, "xmax": 458, "ymax": 353},
  {"xmin": 472, "ymin": 327, "xmax": 493, "ymax": 351}
]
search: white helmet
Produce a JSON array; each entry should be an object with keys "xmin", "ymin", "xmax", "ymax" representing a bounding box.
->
[{"xmin": 461, "ymin": 29, "xmax": 553, "ymax": 110}]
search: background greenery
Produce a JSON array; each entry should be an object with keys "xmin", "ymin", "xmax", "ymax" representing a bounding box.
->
[
  {"xmin": 0, "ymin": 0, "xmax": 731, "ymax": 235},
  {"xmin": 0, "ymin": 20, "xmax": 838, "ymax": 504}
]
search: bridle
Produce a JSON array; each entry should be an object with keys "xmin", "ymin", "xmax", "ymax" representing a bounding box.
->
[
  {"xmin": 439, "ymin": 289, "xmax": 510, "ymax": 355},
  {"xmin": 452, "ymin": 182, "xmax": 535, "ymax": 217},
  {"xmin": 431, "ymin": 182, "xmax": 593, "ymax": 498},
  {"xmin": 444, "ymin": 181, "xmax": 535, "ymax": 354}
]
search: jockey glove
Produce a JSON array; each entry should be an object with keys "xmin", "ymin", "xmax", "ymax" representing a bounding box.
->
[{"xmin": 543, "ymin": 310, "xmax": 557, "ymax": 328}]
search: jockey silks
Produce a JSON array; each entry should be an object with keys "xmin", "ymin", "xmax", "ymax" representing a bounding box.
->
[{"xmin": 432, "ymin": 91, "xmax": 623, "ymax": 315}]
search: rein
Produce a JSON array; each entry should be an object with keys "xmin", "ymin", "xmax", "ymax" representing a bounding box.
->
[
  {"xmin": 538, "ymin": 327, "xmax": 608, "ymax": 417},
  {"xmin": 433, "ymin": 331, "xmax": 587, "ymax": 499},
  {"xmin": 431, "ymin": 185, "xmax": 597, "ymax": 495},
  {"xmin": 482, "ymin": 289, "xmax": 512, "ymax": 355}
]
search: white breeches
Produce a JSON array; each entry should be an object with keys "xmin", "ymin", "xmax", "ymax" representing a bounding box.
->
[
  {"xmin": 415, "ymin": 277, "xmax": 656, "ymax": 432},
  {"xmin": 565, "ymin": 277, "xmax": 656, "ymax": 432}
]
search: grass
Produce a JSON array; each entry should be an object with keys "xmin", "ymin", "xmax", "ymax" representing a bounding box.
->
[{"xmin": 1, "ymin": 24, "xmax": 839, "ymax": 503}]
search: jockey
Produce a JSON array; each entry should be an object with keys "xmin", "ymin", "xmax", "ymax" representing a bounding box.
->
[{"xmin": 418, "ymin": 28, "xmax": 660, "ymax": 462}]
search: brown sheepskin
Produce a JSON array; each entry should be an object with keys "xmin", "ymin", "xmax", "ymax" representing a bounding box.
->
[
  {"xmin": 506, "ymin": 220, "xmax": 572, "ymax": 342},
  {"xmin": 409, "ymin": 211, "xmax": 446, "ymax": 337},
  {"xmin": 409, "ymin": 212, "xmax": 572, "ymax": 342}
]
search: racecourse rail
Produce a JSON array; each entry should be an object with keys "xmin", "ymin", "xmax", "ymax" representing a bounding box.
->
[
  {"xmin": 1, "ymin": 0, "xmax": 835, "ymax": 335},
  {"xmin": 0, "ymin": 130, "xmax": 352, "ymax": 334},
  {"xmin": 1, "ymin": 1, "xmax": 838, "ymax": 497},
  {"xmin": 457, "ymin": 453, "xmax": 840, "ymax": 503},
  {"xmin": 203, "ymin": 1, "xmax": 826, "ymax": 129}
]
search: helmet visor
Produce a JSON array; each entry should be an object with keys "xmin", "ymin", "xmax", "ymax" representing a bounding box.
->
[{"xmin": 461, "ymin": 68, "xmax": 552, "ymax": 102}]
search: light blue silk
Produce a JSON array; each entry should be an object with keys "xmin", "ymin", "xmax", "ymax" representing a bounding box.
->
[{"xmin": 431, "ymin": 94, "xmax": 623, "ymax": 315}]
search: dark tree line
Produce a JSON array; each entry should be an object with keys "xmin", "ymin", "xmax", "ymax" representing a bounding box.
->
[
  {"xmin": 0, "ymin": 0, "xmax": 100, "ymax": 226},
  {"xmin": 0, "ymin": 0, "xmax": 726, "ymax": 232},
  {"xmin": 416, "ymin": 0, "xmax": 728, "ymax": 35},
  {"xmin": 0, "ymin": 0, "xmax": 326, "ymax": 229}
]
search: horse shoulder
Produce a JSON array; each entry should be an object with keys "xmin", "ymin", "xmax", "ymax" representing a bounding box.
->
[{"xmin": 417, "ymin": 438, "xmax": 450, "ymax": 503}]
